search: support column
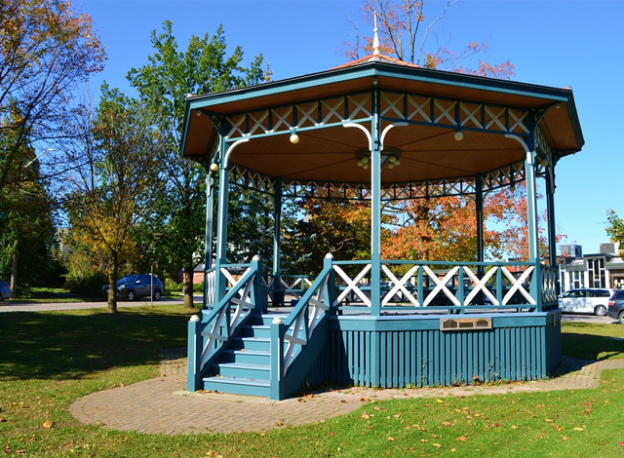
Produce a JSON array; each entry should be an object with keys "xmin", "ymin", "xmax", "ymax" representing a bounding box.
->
[
  {"xmin": 475, "ymin": 175, "xmax": 485, "ymax": 305},
  {"xmin": 525, "ymin": 148, "xmax": 539, "ymax": 263},
  {"xmin": 215, "ymin": 138, "xmax": 230, "ymax": 303},
  {"xmin": 273, "ymin": 179, "xmax": 283, "ymax": 306},
  {"xmin": 475, "ymin": 175, "xmax": 484, "ymax": 268},
  {"xmin": 370, "ymin": 86, "xmax": 382, "ymax": 316},
  {"xmin": 203, "ymin": 174, "xmax": 215, "ymax": 307},
  {"xmin": 545, "ymin": 169, "xmax": 557, "ymax": 268}
]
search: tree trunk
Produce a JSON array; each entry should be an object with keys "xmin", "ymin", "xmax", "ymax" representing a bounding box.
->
[
  {"xmin": 183, "ymin": 265, "xmax": 194, "ymax": 308},
  {"xmin": 107, "ymin": 255, "xmax": 118, "ymax": 314},
  {"xmin": 9, "ymin": 250, "xmax": 17, "ymax": 299}
]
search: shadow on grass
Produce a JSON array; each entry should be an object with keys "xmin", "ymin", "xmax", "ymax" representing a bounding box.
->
[
  {"xmin": 562, "ymin": 332, "xmax": 624, "ymax": 361},
  {"xmin": 0, "ymin": 306, "xmax": 195, "ymax": 381}
]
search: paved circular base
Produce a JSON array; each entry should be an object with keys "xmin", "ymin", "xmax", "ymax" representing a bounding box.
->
[{"xmin": 69, "ymin": 356, "xmax": 624, "ymax": 435}]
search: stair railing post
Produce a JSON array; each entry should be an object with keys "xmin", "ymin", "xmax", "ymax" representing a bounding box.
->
[
  {"xmin": 187, "ymin": 314, "xmax": 203, "ymax": 391},
  {"xmin": 324, "ymin": 253, "xmax": 337, "ymax": 314},
  {"xmin": 270, "ymin": 316, "xmax": 285, "ymax": 400},
  {"xmin": 250, "ymin": 255, "xmax": 265, "ymax": 312}
]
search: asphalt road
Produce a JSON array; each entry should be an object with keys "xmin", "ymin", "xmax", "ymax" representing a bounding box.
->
[{"xmin": 0, "ymin": 296, "xmax": 203, "ymax": 313}]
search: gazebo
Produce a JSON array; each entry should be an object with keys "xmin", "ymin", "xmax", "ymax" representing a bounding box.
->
[{"xmin": 182, "ymin": 51, "xmax": 583, "ymax": 400}]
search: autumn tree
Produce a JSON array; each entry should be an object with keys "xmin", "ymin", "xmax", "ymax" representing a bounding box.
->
[
  {"xmin": 61, "ymin": 87, "xmax": 166, "ymax": 313},
  {"xmin": 0, "ymin": 0, "xmax": 105, "ymax": 195},
  {"xmin": 0, "ymin": 0, "xmax": 105, "ymax": 295},
  {"xmin": 285, "ymin": 197, "xmax": 375, "ymax": 275},
  {"xmin": 126, "ymin": 20, "xmax": 267, "ymax": 308},
  {"xmin": 345, "ymin": 0, "xmax": 514, "ymax": 78}
]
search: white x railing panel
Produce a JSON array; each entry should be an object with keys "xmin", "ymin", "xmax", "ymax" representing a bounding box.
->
[{"xmin": 333, "ymin": 264, "xmax": 372, "ymax": 307}]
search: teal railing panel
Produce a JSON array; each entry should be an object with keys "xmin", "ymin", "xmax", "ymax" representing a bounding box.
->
[{"xmin": 270, "ymin": 259, "xmax": 334, "ymax": 399}]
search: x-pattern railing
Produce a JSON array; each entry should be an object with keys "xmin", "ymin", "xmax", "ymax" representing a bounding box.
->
[
  {"xmin": 330, "ymin": 260, "xmax": 541, "ymax": 311},
  {"xmin": 332, "ymin": 263, "xmax": 372, "ymax": 307},
  {"xmin": 200, "ymin": 263, "xmax": 258, "ymax": 369},
  {"xmin": 281, "ymin": 264, "xmax": 332, "ymax": 374}
]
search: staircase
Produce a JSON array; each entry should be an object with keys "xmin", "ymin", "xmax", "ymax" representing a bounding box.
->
[{"xmin": 202, "ymin": 312, "xmax": 289, "ymax": 397}]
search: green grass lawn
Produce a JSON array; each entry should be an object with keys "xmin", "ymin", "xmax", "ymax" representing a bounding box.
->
[{"xmin": 1, "ymin": 310, "xmax": 623, "ymax": 457}]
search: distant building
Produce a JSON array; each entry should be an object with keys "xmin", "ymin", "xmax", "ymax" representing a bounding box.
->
[
  {"xmin": 558, "ymin": 242, "xmax": 624, "ymax": 290},
  {"xmin": 560, "ymin": 243, "xmax": 582, "ymax": 258},
  {"xmin": 600, "ymin": 242, "xmax": 620, "ymax": 255}
]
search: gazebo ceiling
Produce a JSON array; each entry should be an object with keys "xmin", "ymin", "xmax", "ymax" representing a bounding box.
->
[{"xmin": 181, "ymin": 56, "xmax": 583, "ymax": 188}]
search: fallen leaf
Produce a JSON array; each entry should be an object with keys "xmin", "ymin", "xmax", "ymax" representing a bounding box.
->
[
  {"xmin": 442, "ymin": 422, "xmax": 452, "ymax": 427},
  {"xmin": 545, "ymin": 419, "xmax": 554, "ymax": 423},
  {"xmin": 275, "ymin": 421, "xmax": 284, "ymax": 426},
  {"xmin": 362, "ymin": 413, "xmax": 370, "ymax": 420},
  {"xmin": 329, "ymin": 432, "xmax": 335, "ymax": 437},
  {"xmin": 433, "ymin": 444, "xmax": 441, "ymax": 449},
  {"xmin": 421, "ymin": 439, "xmax": 428, "ymax": 443},
  {"xmin": 388, "ymin": 437, "xmax": 395, "ymax": 441},
  {"xmin": 435, "ymin": 399, "xmax": 444, "ymax": 404},
  {"xmin": 393, "ymin": 414, "xmax": 401, "ymax": 419},
  {"xmin": 0, "ymin": 418, "xmax": 6, "ymax": 423},
  {"xmin": 511, "ymin": 425, "xmax": 519, "ymax": 429},
  {"xmin": 374, "ymin": 407, "xmax": 381, "ymax": 411},
  {"xmin": 573, "ymin": 427, "xmax": 585, "ymax": 432},
  {"xmin": 456, "ymin": 436, "xmax": 467, "ymax": 442},
  {"xmin": 341, "ymin": 400, "xmax": 347, "ymax": 404},
  {"xmin": 42, "ymin": 421, "xmax": 54, "ymax": 429}
]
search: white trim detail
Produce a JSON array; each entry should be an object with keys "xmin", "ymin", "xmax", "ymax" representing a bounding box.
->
[
  {"xmin": 223, "ymin": 138, "xmax": 250, "ymax": 168},
  {"xmin": 343, "ymin": 123, "xmax": 372, "ymax": 151}
]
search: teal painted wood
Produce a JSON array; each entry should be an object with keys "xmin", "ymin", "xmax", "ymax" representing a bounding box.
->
[
  {"xmin": 187, "ymin": 318, "xmax": 202, "ymax": 391},
  {"xmin": 327, "ymin": 312, "xmax": 561, "ymax": 388},
  {"xmin": 275, "ymin": 314, "xmax": 329, "ymax": 400},
  {"xmin": 270, "ymin": 319, "xmax": 284, "ymax": 400},
  {"xmin": 203, "ymin": 376, "xmax": 271, "ymax": 397},
  {"xmin": 203, "ymin": 175, "xmax": 214, "ymax": 308}
]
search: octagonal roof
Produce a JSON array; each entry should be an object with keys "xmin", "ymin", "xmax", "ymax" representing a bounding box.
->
[{"xmin": 181, "ymin": 55, "xmax": 583, "ymax": 188}]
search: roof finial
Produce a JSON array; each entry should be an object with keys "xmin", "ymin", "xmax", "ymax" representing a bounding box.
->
[{"xmin": 373, "ymin": 12, "xmax": 380, "ymax": 56}]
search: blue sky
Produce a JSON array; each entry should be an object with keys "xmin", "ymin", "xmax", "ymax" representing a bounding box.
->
[{"xmin": 78, "ymin": 0, "xmax": 624, "ymax": 255}]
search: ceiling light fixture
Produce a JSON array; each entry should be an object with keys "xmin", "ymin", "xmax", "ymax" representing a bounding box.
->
[{"xmin": 355, "ymin": 147, "xmax": 402, "ymax": 170}]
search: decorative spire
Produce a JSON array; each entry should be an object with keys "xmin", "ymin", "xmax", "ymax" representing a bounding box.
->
[{"xmin": 373, "ymin": 12, "xmax": 380, "ymax": 56}]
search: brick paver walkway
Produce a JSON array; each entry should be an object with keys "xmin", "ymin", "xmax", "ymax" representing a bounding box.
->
[{"xmin": 69, "ymin": 353, "xmax": 624, "ymax": 435}]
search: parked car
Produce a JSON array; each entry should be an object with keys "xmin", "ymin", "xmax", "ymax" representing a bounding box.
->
[
  {"xmin": 558, "ymin": 288, "xmax": 613, "ymax": 316},
  {"xmin": 608, "ymin": 290, "xmax": 624, "ymax": 324},
  {"xmin": 101, "ymin": 274, "xmax": 163, "ymax": 301},
  {"xmin": 0, "ymin": 281, "xmax": 10, "ymax": 302}
]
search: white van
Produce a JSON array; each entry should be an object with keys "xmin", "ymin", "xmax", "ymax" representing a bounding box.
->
[{"xmin": 558, "ymin": 288, "xmax": 613, "ymax": 316}]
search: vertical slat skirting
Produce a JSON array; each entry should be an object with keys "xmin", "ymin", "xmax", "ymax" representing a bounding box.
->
[{"xmin": 326, "ymin": 315, "xmax": 560, "ymax": 389}]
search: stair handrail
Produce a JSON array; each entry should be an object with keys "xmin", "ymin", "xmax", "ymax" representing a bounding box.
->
[
  {"xmin": 198, "ymin": 258, "xmax": 261, "ymax": 371},
  {"xmin": 278, "ymin": 255, "xmax": 335, "ymax": 376}
]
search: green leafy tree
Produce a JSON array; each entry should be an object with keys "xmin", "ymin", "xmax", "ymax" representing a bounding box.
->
[
  {"xmin": 126, "ymin": 20, "xmax": 267, "ymax": 308},
  {"xmin": 606, "ymin": 210, "xmax": 624, "ymax": 257},
  {"xmin": 0, "ymin": 141, "xmax": 55, "ymax": 295}
]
